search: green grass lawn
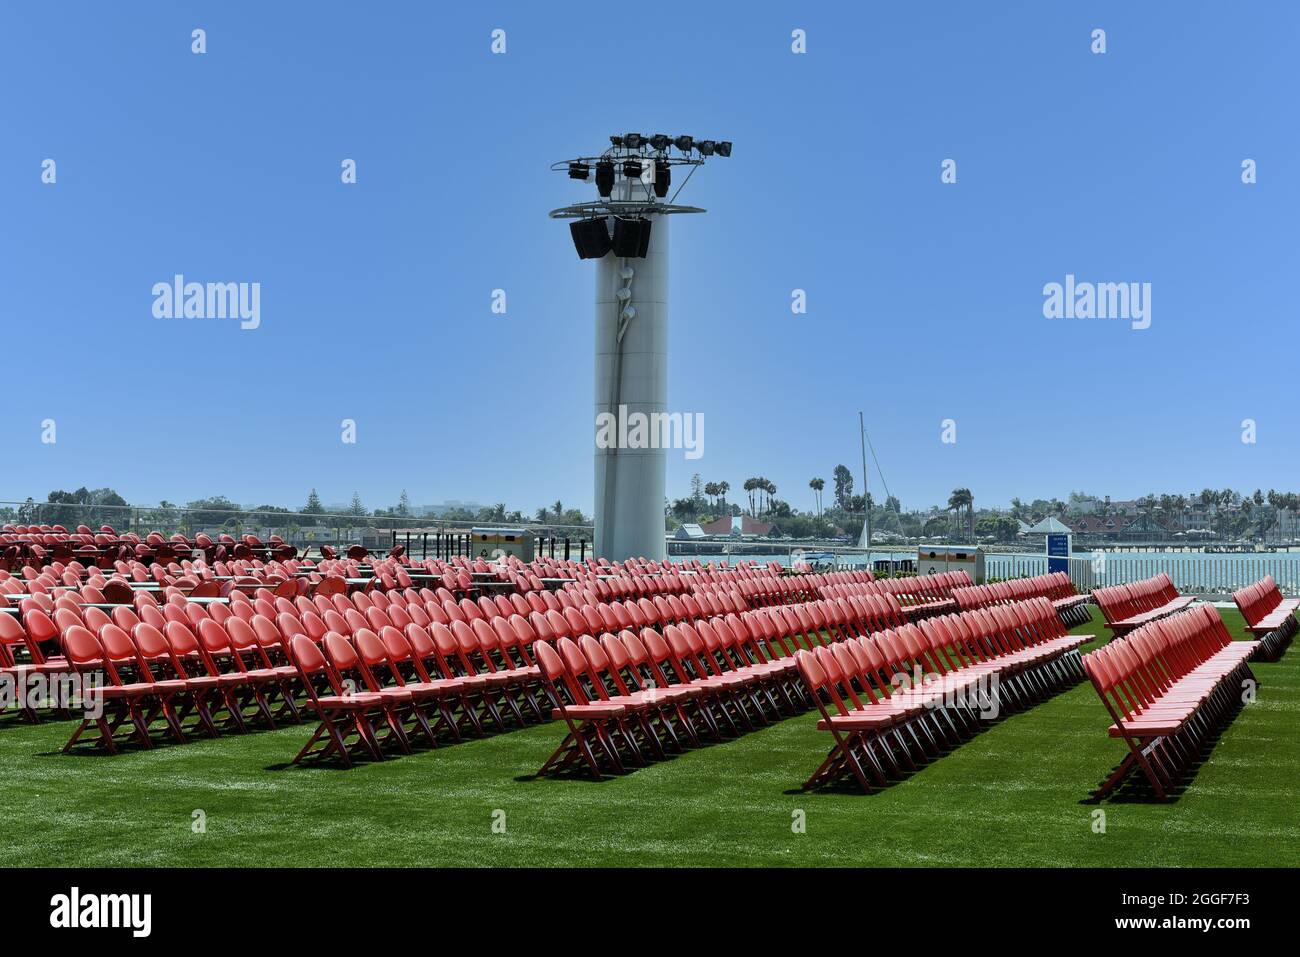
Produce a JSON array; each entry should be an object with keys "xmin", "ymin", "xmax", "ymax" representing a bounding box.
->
[{"xmin": 1, "ymin": 606, "xmax": 1295, "ymax": 867}]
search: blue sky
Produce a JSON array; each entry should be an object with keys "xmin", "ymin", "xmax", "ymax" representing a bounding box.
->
[{"xmin": 2, "ymin": 1, "xmax": 1296, "ymax": 516}]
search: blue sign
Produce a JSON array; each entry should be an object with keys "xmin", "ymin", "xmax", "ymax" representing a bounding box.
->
[{"xmin": 1047, "ymin": 533, "xmax": 1070, "ymax": 573}]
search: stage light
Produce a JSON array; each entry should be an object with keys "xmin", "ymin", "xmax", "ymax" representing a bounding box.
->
[
  {"xmin": 653, "ymin": 159, "xmax": 670, "ymax": 198},
  {"xmin": 612, "ymin": 217, "xmax": 652, "ymax": 258},
  {"xmin": 674, "ymin": 135, "xmax": 693, "ymax": 152},
  {"xmin": 697, "ymin": 140, "xmax": 715, "ymax": 156},
  {"xmin": 623, "ymin": 132, "xmax": 643, "ymax": 149},
  {"xmin": 595, "ymin": 160, "xmax": 615, "ymax": 197},
  {"xmin": 570, "ymin": 217, "xmax": 611, "ymax": 259},
  {"xmin": 622, "ymin": 160, "xmax": 643, "ymax": 179},
  {"xmin": 715, "ymin": 141, "xmax": 732, "ymax": 157},
  {"xmin": 609, "ymin": 135, "xmax": 624, "ymax": 147},
  {"xmin": 650, "ymin": 133, "xmax": 671, "ymax": 151},
  {"xmin": 568, "ymin": 162, "xmax": 590, "ymax": 180}
]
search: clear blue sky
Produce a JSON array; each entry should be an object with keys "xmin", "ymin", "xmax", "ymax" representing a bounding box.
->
[{"xmin": 2, "ymin": 1, "xmax": 1296, "ymax": 515}]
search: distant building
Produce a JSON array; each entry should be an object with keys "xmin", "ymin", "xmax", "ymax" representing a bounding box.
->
[
  {"xmin": 350, "ymin": 526, "xmax": 388, "ymax": 549},
  {"xmin": 674, "ymin": 523, "xmax": 706, "ymax": 540},
  {"xmin": 700, "ymin": 515, "xmax": 779, "ymax": 538},
  {"xmin": 420, "ymin": 500, "xmax": 486, "ymax": 517}
]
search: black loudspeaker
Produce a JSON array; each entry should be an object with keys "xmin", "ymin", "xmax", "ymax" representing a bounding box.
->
[
  {"xmin": 570, "ymin": 218, "xmax": 611, "ymax": 259},
  {"xmin": 612, "ymin": 218, "xmax": 651, "ymax": 258}
]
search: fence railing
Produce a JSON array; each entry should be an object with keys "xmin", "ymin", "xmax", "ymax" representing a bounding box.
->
[
  {"xmin": 988, "ymin": 553, "xmax": 1299, "ymax": 596},
  {"xmin": 1, "ymin": 500, "xmax": 593, "ymax": 560}
]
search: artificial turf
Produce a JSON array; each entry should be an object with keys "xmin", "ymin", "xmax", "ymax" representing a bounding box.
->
[{"xmin": 1, "ymin": 606, "xmax": 1295, "ymax": 867}]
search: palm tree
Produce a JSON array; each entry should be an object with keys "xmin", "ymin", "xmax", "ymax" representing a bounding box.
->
[
  {"xmin": 764, "ymin": 480, "xmax": 778, "ymax": 515},
  {"xmin": 809, "ymin": 477, "xmax": 825, "ymax": 516},
  {"xmin": 704, "ymin": 482, "xmax": 719, "ymax": 510},
  {"xmin": 948, "ymin": 488, "xmax": 973, "ymax": 539},
  {"xmin": 743, "ymin": 478, "xmax": 759, "ymax": 517},
  {"xmin": 717, "ymin": 481, "xmax": 730, "ymax": 513}
]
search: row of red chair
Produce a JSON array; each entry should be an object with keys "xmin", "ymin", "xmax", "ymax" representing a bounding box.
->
[
  {"xmin": 21, "ymin": 546, "xmax": 1007, "ymax": 767},
  {"xmin": 54, "ymin": 584, "xmax": 563, "ymax": 754},
  {"xmin": 43, "ymin": 564, "xmax": 795, "ymax": 758},
  {"xmin": 1231, "ymin": 575, "xmax": 1296, "ymax": 660},
  {"xmin": 286, "ymin": 620, "xmax": 549, "ymax": 765},
  {"xmin": 529, "ymin": 592, "xmax": 1074, "ymax": 782},
  {"xmin": 520, "ymin": 590, "xmax": 916, "ymax": 777},
  {"xmin": 1092, "ymin": 573, "xmax": 1195, "ymax": 637},
  {"xmin": 1081, "ymin": 605, "xmax": 1258, "ymax": 799},
  {"xmin": 1, "ymin": 523, "xmax": 300, "ymax": 571},
  {"xmin": 793, "ymin": 597, "xmax": 1087, "ymax": 792},
  {"xmin": 811, "ymin": 571, "xmax": 971, "ymax": 621},
  {"xmin": 59, "ymin": 616, "xmax": 304, "ymax": 753},
  {"xmin": 532, "ymin": 619, "xmax": 815, "ymax": 778},
  {"xmin": 952, "ymin": 572, "xmax": 1092, "ymax": 626}
]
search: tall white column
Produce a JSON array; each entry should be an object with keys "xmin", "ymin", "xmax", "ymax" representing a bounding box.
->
[{"xmin": 593, "ymin": 202, "xmax": 668, "ymax": 562}]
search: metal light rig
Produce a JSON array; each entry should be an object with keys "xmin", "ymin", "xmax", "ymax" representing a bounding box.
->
[{"xmin": 550, "ymin": 133, "xmax": 731, "ymax": 562}]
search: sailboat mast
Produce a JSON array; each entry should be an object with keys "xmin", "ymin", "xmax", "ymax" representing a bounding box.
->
[{"xmin": 858, "ymin": 411, "xmax": 871, "ymax": 560}]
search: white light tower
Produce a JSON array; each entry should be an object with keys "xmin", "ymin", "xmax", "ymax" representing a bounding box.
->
[{"xmin": 551, "ymin": 134, "xmax": 731, "ymax": 562}]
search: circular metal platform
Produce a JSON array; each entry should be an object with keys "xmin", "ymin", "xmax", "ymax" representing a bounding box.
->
[{"xmin": 548, "ymin": 200, "xmax": 706, "ymax": 220}]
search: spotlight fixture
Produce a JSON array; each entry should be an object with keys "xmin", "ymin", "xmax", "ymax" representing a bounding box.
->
[
  {"xmin": 609, "ymin": 135, "xmax": 624, "ymax": 147},
  {"xmin": 650, "ymin": 133, "xmax": 671, "ymax": 151},
  {"xmin": 622, "ymin": 160, "xmax": 643, "ymax": 179},
  {"xmin": 696, "ymin": 140, "xmax": 715, "ymax": 156},
  {"xmin": 623, "ymin": 132, "xmax": 643, "ymax": 149},
  {"xmin": 653, "ymin": 159, "xmax": 670, "ymax": 198},
  {"xmin": 570, "ymin": 217, "xmax": 612, "ymax": 260},
  {"xmin": 568, "ymin": 162, "xmax": 590, "ymax": 180},
  {"xmin": 612, "ymin": 217, "xmax": 652, "ymax": 258},
  {"xmin": 673, "ymin": 135, "xmax": 694, "ymax": 152},
  {"xmin": 715, "ymin": 141, "xmax": 732, "ymax": 157},
  {"xmin": 595, "ymin": 160, "xmax": 615, "ymax": 198}
]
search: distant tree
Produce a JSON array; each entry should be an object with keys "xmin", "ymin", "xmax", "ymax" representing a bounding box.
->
[
  {"xmin": 766, "ymin": 498, "xmax": 793, "ymax": 518},
  {"xmin": 832, "ymin": 465, "xmax": 854, "ymax": 510},
  {"xmin": 184, "ymin": 495, "xmax": 242, "ymax": 529},
  {"xmin": 809, "ymin": 477, "xmax": 825, "ymax": 516},
  {"xmin": 42, "ymin": 486, "xmax": 130, "ymax": 530},
  {"xmin": 248, "ymin": 504, "xmax": 290, "ymax": 527},
  {"xmin": 303, "ymin": 489, "xmax": 325, "ymax": 514},
  {"xmin": 349, "ymin": 492, "xmax": 366, "ymax": 517},
  {"xmin": 976, "ymin": 514, "xmax": 1021, "ymax": 542},
  {"xmin": 948, "ymin": 488, "xmax": 973, "ymax": 538},
  {"xmin": 690, "ymin": 474, "xmax": 705, "ymax": 508},
  {"xmin": 397, "ymin": 490, "xmax": 411, "ymax": 517}
]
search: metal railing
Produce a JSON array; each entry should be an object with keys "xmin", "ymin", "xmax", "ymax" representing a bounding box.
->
[
  {"xmin": 387, "ymin": 528, "xmax": 589, "ymax": 563},
  {"xmin": 0, "ymin": 499, "xmax": 593, "ymax": 559},
  {"xmin": 6, "ymin": 497, "xmax": 1293, "ymax": 596},
  {"xmin": 988, "ymin": 552, "xmax": 1300, "ymax": 597}
]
